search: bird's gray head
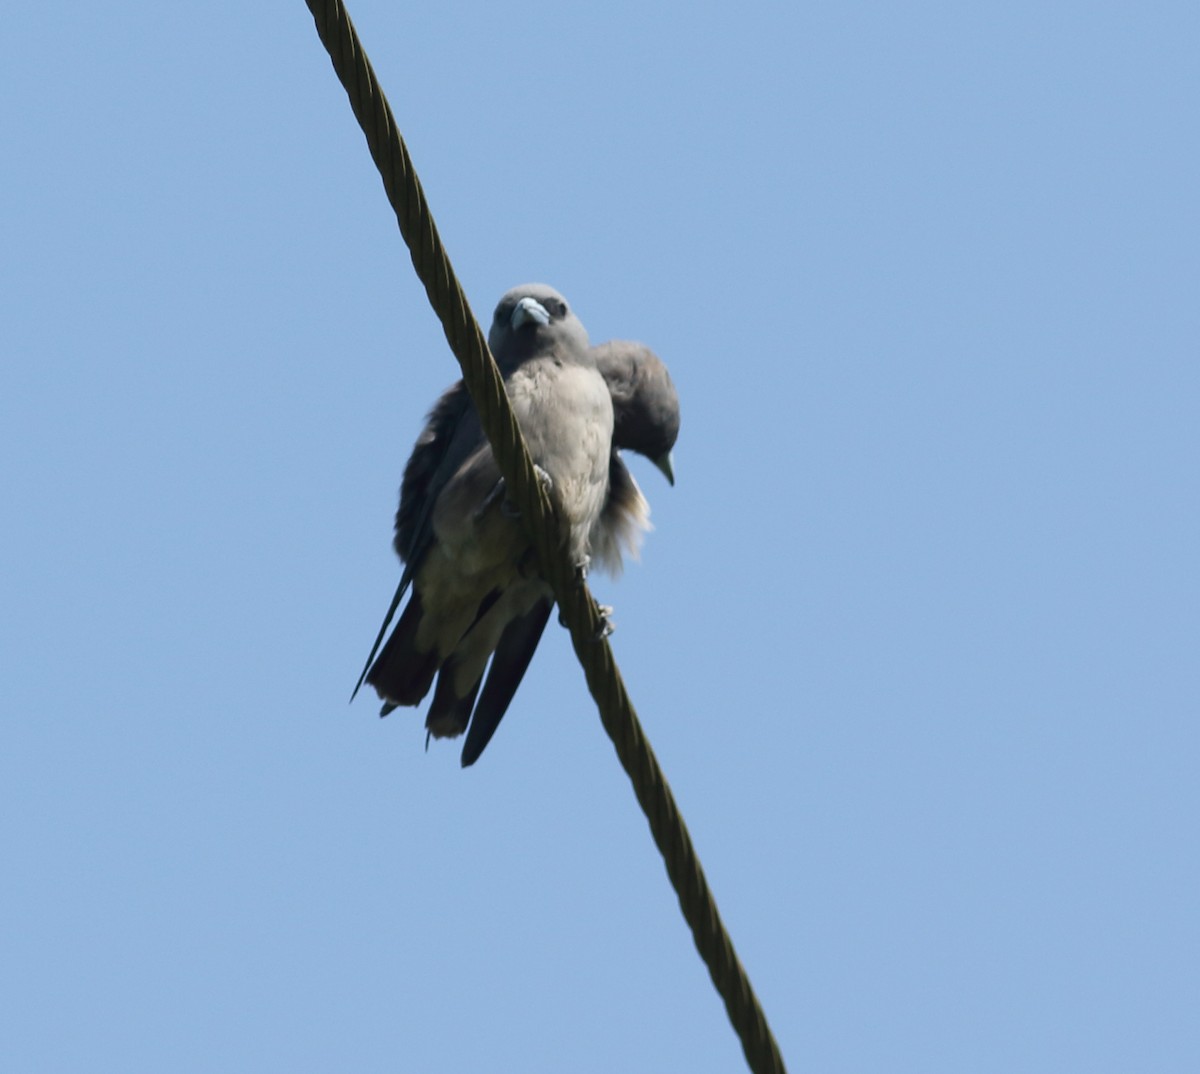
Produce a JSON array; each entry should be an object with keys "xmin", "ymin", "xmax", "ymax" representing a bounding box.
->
[
  {"xmin": 488, "ymin": 283, "xmax": 590, "ymax": 366},
  {"xmin": 592, "ymin": 341, "xmax": 681, "ymax": 485}
]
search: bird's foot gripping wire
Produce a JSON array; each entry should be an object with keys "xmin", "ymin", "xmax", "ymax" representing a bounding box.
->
[
  {"xmin": 558, "ymin": 598, "xmax": 614, "ymax": 640},
  {"xmin": 594, "ymin": 604, "xmax": 615, "ymax": 639}
]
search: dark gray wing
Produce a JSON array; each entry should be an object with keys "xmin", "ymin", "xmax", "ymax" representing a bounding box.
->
[
  {"xmin": 394, "ymin": 379, "xmax": 472, "ymax": 563},
  {"xmin": 352, "ymin": 380, "xmax": 480, "ymax": 700}
]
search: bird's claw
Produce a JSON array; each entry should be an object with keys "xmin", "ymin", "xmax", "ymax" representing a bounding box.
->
[
  {"xmin": 594, "ymin": 605, "xmax": 615, "ymax": 640},
  {"xmin": 555, "ymin": 602, "xmax": 615, "ymax": 639}
]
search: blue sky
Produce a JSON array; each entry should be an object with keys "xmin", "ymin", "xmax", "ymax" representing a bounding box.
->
[{"xmin": 3, "ymin": 2, "xmax": 1197, "ymax": 1071}]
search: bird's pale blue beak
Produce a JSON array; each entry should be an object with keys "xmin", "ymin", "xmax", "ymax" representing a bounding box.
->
[{"xmin": 510, "ymin": 296, "xmax": 551, "ymax": 329}]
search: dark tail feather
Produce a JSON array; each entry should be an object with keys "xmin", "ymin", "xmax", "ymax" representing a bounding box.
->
[
  {"xmin": 364, "ymin": 590, "xmax": 440, "ymax": 711},
  {"xmin": 352, "ymin": 562, "xmax": 417, "ymax": 701},
  {"xmin": 425, "ymin": 664, "xmax": 484, "ymax": 742},
  {"xmin": 460, "ymin": 599, "xmax": 553, "ymax": 767}
]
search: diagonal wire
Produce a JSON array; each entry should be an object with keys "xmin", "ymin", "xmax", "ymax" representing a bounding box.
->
[{"xmin": 303, "ymin": 3, "xmax": 788, "ymax": 1071}]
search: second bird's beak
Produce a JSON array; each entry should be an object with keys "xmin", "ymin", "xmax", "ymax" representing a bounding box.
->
[{"xmin": 653, "ymin": 451, "xmax": 675, "ymax": 486}]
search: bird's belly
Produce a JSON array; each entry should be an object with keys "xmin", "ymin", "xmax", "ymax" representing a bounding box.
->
[{"xmin": 512, "ymin": 363, "xmax": 614, "ymax": 539}]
